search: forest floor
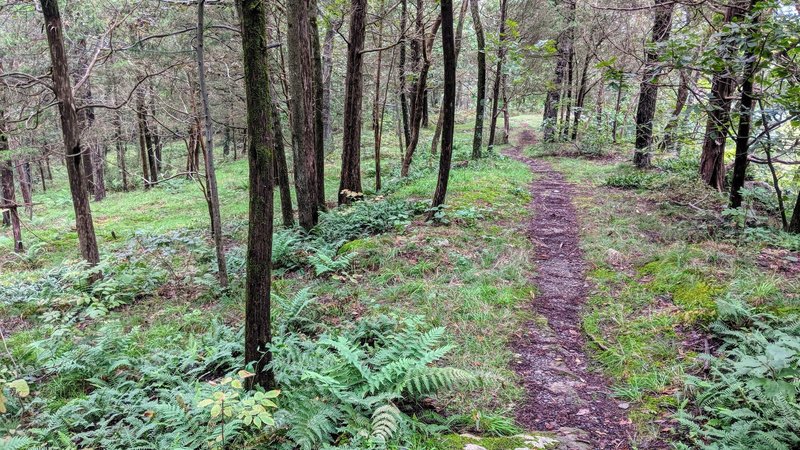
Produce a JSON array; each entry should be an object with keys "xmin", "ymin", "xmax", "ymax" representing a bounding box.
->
[{"xmin": 2, "ymin": 115, "xmax": 800, "ymax": 449}]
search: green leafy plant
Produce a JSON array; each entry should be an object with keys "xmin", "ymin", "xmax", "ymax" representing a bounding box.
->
[
  {"xmin": 307, "ymin": 246, "xmax": 356, "ymax": 277},
  {"xmin": 675, "ymin": 299, "xmax": 800, "ymax": 450},
  {"xmin": 197, "ymin": 370, "xmax": 279, "ymax": 449}
]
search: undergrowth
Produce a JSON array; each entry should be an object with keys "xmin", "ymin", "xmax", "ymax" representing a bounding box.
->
[{"xmin": 675, "ymin": 300, "xmax": 800, "ymax": 450}]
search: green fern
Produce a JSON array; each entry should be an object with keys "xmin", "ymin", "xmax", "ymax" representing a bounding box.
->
[{"xmin": 676, "ymin": 299, "xmax": 800, "ymax": 449}]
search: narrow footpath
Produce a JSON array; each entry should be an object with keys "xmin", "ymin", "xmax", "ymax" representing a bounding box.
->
[{"xmin": 505, "ymin": 128, "xmax": 633, "ymax": 450}]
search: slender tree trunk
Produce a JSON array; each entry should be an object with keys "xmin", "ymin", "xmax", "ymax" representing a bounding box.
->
[
  {"xmin": 561, "ymin": 35, "xmax": 575, "ymax": 140},
  {"xmin": 633, "ymin": 0, "xmax": 674, "ymax": 168},
  {"xmin": 542, "ymin": 0, "xmax": 573, "ymax": 142},
  {"xmin": 612, "ymin": 84, "xmax": 623, "ymax": 143},
  {"xmin": 40, "ymin": 0, "xmax": 100, "ymax": 265},
  {"xmin": 659, "ymin": 70, "xmax": 691, "ymax": 152},
  {"xmin": 730, "ymin": 2, "xmax": 760, "ymax": 208},
  {"xmin": 431, "ymin": 0, "xmax": 467, "ymax": 156},
  {"xmin": 470, "ymin": 0, "xmax": 487, "ymax": 158},
  {"xmin": 398, "ymin": 0, "xmax": 411, "ymax": 146},
  {"xmin": 339, "ymin": 0, "xmax": 368, "ymax": 204},
  {"xmin": 322, "ymin": 19, "xmax": 342, "ymax": 152},
  {"xmin": 429, "ymin": 0, "xmax": 456, "ymax": 217},
  {"xmin": 699, "ymin": 0, "xmax": 751, "ymax": 190},
  {"xmin": 400, "ymin": 17, "xmax": 442, "ymax": 177},
  {"xmin": 309, "ymin": 0, "xmax": 326, "ymax": 209},
  {"xmin": 237, "ymin": 0, "xmax": 276, "ymax": 390},
  {"xmin": 37, "ymin": 158, "xmax": 47, "ymax": 192},
  {"xmin": 75, "ymin": 39, "xmax": 96, "ymax": 197},
  {"xmin": 0, "ymin": 110, "xmax": 23, "ymax": 252},
  {"xmin": 270, "ymin": 89, "xmax": 295, "ymax": 228},
  {"xmin": 15, "ymin": 160, "xmax": 33, "ymax": 218},
  {"xmin": 287, "ymin": 0, "xmax": 319, "ymax": 227},
  {"xmin": 486, "ymin": 0, "xmax": 508, "ymax": 152},
  {"xmin": 136, "ymin": 90, "xmax": 153, "ymax": 187},
  {"xmin": 571, "ymin": 52, "xmax": 592, "ymax": 141},
  {"xmin": 197, "ymin": 0, "xmax": 229, "ymax": 288},
  {"xmin": 501, "ymin": 73, "xmax": 510, "ymax": 144},
  {"xmin": 372, "ymin": 6, "xmax": 385, "ymax": 191}
]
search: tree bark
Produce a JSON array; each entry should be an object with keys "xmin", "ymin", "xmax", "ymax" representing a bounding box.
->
[
  {"xmin": 237, "ymin": 0, "xmax": 276, "ymax": 390},
  {"xmin": 486, "ymin": 0, "xmax": 508, "ymax": 152},
  {"xmin": 197, "ymin": 0, "xmax": 229, "ymax": 288},
  {"xmin": 15, "ymin": 160, "xmax": 33, "ymax": 218},
  {"xmin": 40, "ymin": 0, "xmax": 100, "ymax": 265},
  {"xmin": 322, "ymin": 19, "xmax": 343, "ymax": 152},
  {"xmin": 470, "ymin": 0, "xmax": 487, "ymax": 158},
  {"xmin": 398, "ymin": 0, "xmax": 411, "ymax": 146},
  {"xmin": 432, "ymin": 0, "xmax": 468, "ymax": 156},
  {"xmin": 0, "ymin": 110, "xmax": 23, "ymax": 252},
  {"xmin": 699, "ymin": 0, "xmax": 751, "ymax": 190},
  {"xmin": 287, "ymin": 0, "xmax": 319, "ymax": 227},
  {"xmin": 309, "ymin": 0, "xmax": 326, "ymax": 209},
  {"xmin": 633, "ymin": 0, "xmax": 674, "ymax": 168},
  {"xmin": 429, "ymin": 0, "xmax": 456, "ymax": 217},
  {"xmin": 729, "ymin": 0, "xmax": 760, "ymax": 208},
  {"xmin": 400, "ymin": 17, "xmax": 442, "ymax": 177},
  {"xmin": 339, "ymin": 0, "xmax": 368, "ymax": 204},
  {"xmin": 270, "ymin": 89, "xmax": 295, "ymax": 228}
]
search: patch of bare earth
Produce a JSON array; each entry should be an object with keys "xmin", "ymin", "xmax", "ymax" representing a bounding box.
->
[{"xmin": 505, "ymin": 127, "xmax": 635, "ymax": 450}]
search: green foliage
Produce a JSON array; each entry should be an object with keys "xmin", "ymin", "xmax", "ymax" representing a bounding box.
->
[
  {"xmin": 307, "ymin": 246, "xmax": 356, "ymax": 277},
  {"xmin": 312, "ymin": 198, "xmax": 423, "ymax": 247},
  {"xmin": 605, "ymin": 171, "xmax": 657, "ymax": 190},
  {"xmin": 6, "ymin": 290, "xmax": 481, "ymax": 449},
  {"xmin": 0, "ymin": 258, "xmax": 166, "ymax": 324},
  {"xmin": 675, "ymin": 300, "xmax": 800, "ymax": 450},
  {"xmin": 271, "ymin": 313, "xmax": 481, "ymax": 449}
]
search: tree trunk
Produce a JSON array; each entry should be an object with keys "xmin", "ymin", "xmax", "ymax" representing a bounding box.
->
[
  {"xmin": 398, "ymin": 0, "xmax": 411, "ymax": 146},
  {"xmin": 560, "ymin": 33, "xmax": 575, "ymax": 140},
  {"xmin": 501, "ymin": 73, "xmax": 510, "ymax": 144},
  {"xmin": 372, "ymin": 5, "xmax": 385, "ymax": 191},
  {"xmin": 633, "ymin": 0, "xmax": 674, "ymax": 168},
  {"xmin": 470, "ymin": 0, "xmax": 487, "ymax": 158},
  {"xmin": 0, "ymin": 111, "xmax": 23, "ymax": 252},
  {"xmin": 197, "ymin": 0, "xmax": 229, "ymax": 288},
  {"xmin": 309, "ymin": 0, "xmax": 326, "ymax": 209},
  {"xmin": 542, "ymin": 0, "xmax": 573, "ymax": 142},
  {"xmin": 40, "ymin": 0, "xmax": 100, "ymax": 265},
  {"xmin": 571, "ymin": 52, "xmax": 593, "ymax": 141},
  {"xmin": 113, "ymin": 109, "xmax": 128, "ymax": 191},
  {"xmin": 659, "ymin": 69, "xmax": 691, "ymax": 153},
  {"xmin": 486, "ymin": 0, "xmax": 508, "ymax": 152},
  {"xmin": 431, "ymin": 0, "xmax": 468, "ymax": 156},
  {"xmin": 287, "ymin": 0, "xmax": 319, "ymax": 227},
  {"xmin": 236, "ymin": 0, "xmax": 276, "ymax": 390},
  {"xmin": 270, "ymin": 89, "xmax": 295, "ymax": 228},
  {"xmin": 338, "ymin": 0, "xmax": 368, "ymax": 204},
  {"xmin": 322, "ymin": 19, "xmax": 343, "ymax": 152},
  {"xmin": 92, "ymin": 146, "xmax": 106, "ymax": 201},
  {"xmin": 136, "ymin": 90, "xmax": 153, "ymax": 187},
  {"xmin": 612, "ymin": 84, "xmax": 623, "ymax": 143},
  {"xmin": 729, "ymin": 1, "xmax": 760, "ymax": 208},
  {"xmin": 429, "ymin": 0, "xmax": 456, "ymax": 217},
  {"xmin": 699, "ymin": 0, "xmax": 751, "ymax": 190},
  {"xmin": 15, "ymin": 160, "xmax": 33, "ymax": 218},
  {"xmin": 400, "ymin": 17, "xmax": 442, "ymax": 177}
]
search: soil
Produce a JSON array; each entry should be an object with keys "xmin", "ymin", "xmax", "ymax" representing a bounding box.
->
[{"xmin": 505, "ymin": 127, "xmax": 634, "ymax": 450}]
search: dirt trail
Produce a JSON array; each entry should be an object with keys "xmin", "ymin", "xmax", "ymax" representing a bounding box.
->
[{"xmin": 506, "ymin": 127, "xmax": 633, "ymax": 449}]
